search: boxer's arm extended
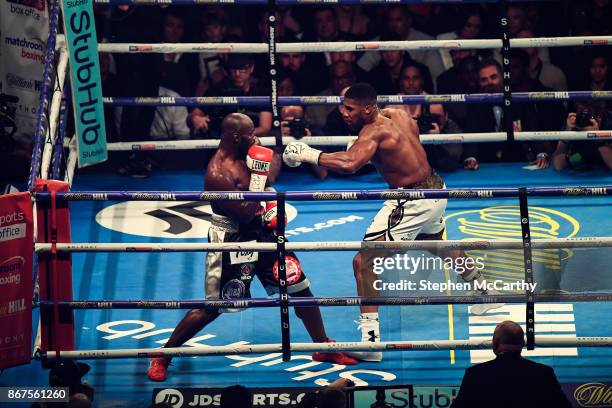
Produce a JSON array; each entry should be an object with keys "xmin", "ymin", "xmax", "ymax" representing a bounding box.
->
[
  {"xmin": 206, "ymin": 171, "xmax": 261, "ymax": 223},
  {"xmin": 318, "ymin": 137, "xmax": 378, "ymax": 174}
]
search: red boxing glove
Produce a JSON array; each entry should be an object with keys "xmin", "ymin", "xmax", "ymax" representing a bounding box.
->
[
  {"xmin": 246, "ymin": 145, "xmax": 274, "ymax": 192},
  {"xmin": 263, "ymin": 200, "xmax": 287, "ymax": 230}
]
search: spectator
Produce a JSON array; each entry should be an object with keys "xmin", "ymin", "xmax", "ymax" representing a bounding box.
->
[
  {"xmin": 571, "ymin": 52, "xmax": 612, "ymax": 110},
  {"xmin": 220, "ymin": 385, "xmax": 251, "ymax": 408},
  {"xmin": 552, "ymin": 102, "xmax": 612, "ymax": 171},
  {"xmin": 281, "ymin": 106, "xmax": 327, "ymax": 179},
  {"xmin": 333, "ymin": 5, "xmax": 371, "ymax": 38},
  {"xmin": 149, "ymin": 86, "xmax": 190, "ymax": 140},
  {"xmin": 436, "ymin": 48, "xmax": 479, "ymax": 96},
  {"xmin": 99, "ymin": 52, "xmax": 123, "ymax": 142},
  {"xmin": 254, "ymin": 11, "xmax": 298, "ymax": 82},
  {"xmin": 437, "ymin": 56, "xmax": 480, "ymax": 130},
  {"xmin": 586, "ymin": 0, "xmax": 612, "ymax": 36},
  {"xmin": 196, "ymin": 12, "xmax": 229, "ymax": 96},
  {"xmin": 306, "ymin": 61, "xmax": 357, "ymax": 129},
  {"xmin": 393, "ymin": 60, "xmax": 433, "ymax": 119},
  {"xmin": 188, "ymin": 54, "xmax": 271, "ymax": 137},
  {"xmin": 451, "ymin": 321, "xmax": 571, "ymax": 408},
  {"xmin": 465, "ymin": 58, "xmax": 558, "ymax": 169},
  {"xmin": 279, "ymin": 48, "xmax": 339, "ymax": 96},
  {"xmin": 155, "ymin": 9, "xmax": 199, "ymax": 97},
  {"xmin": 67, "ymin": 393, "xmax": 92, "ymax": 408},
  {"xmin": 358, "ymin": 6, "xmax": 444, "ymax": 85},
  {"xmin": 303, "ymin": 7, "xmax": 357, "ymax": 94},
  {"xmin": 424, "ymin": 104, "xmax": 465, "ymax": 172},
  {"xmin": 32, "ymin": 360, "xmax": 95, "ymax": 407},
  {"xmin": 367, "ymin": 33, "xmax": 412, "ymax": 95},
  {"xmin": 330, "ymin": 51, "xmax": 368, "ymax": 82},
  {"xmin": 297, "ymin": 378, "xmax": 354, "ymax": 408},
  {"xmin": 436, "ymin": 7, "xmax": 484, "ymax": 70},
  {"xmin": 277, "ymin": 70, "xmax": 298, "ymax": 97},
  {"xmin": 323, "ymin": 86, "xmax": 353, "ymax": 138},
  {"xmin": 516, "ymin": 29, "xmax": 567, "ymax": 91},
  {"xmin": 507, "ymin": 5, "xmax": 531, "ymax": 36}
]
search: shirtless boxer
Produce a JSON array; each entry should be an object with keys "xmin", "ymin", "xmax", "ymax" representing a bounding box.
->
[
  {"xmin": 283, "ymin": 83, "xmax": 502, "ymax": 362},
  {"xmin": 147, "ymin": 113, "xmax": 356, "ymax": 381}
]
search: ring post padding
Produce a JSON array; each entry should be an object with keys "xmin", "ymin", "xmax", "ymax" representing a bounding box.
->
[
  {"xmin": 35, "ymin": 179, "xmax": 75, "ymax": 366},
  {"xmin": 518, "ymin": 187, "xmax": 535, "ymax": 350}
]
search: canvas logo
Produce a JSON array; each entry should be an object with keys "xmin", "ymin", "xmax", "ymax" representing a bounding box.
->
[
  {"xmin": 154, "ymin": 389, "xmax": 184, "ymax": 407},
  {"xmin": 96, "ymin": 201, "xmax": 298, "ymax": 238},
  {"xmin": 445, "ymin": 205, "xmax": 579, "ymax": 292}
]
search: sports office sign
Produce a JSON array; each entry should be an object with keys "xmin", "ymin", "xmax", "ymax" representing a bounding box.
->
[{"xmin": 61, "ymin": 0, "xmax": 107, "ymax": 167}]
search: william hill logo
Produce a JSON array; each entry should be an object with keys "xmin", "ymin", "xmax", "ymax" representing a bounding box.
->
[{"xmin": 574, "ymin": 382, "xmax": 612, "ymax": 407}]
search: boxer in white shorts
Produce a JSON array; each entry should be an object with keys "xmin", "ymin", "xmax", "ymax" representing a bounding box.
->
[{"xmin": 283, "ymin": 83, "xmax": 503, "ymax": 362}]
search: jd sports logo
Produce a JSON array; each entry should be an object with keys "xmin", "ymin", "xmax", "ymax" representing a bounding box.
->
[
  {"xmin": 96, "ymin": 201, "xmax": 298, "ymax": 239},
  {"xmin": 368, "ymin": 330, "xmax": 378, "ymax": 342},
  {"xmin": 154, "ymin": 389, "xmax": 184, "ymax": 407}
]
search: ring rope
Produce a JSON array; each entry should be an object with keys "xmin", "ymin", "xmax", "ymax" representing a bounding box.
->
[
  {"xmin": 100, "ymin": 132, "xmax": 612, "ymax": 153},
  {"xmin": 39, "ymin": 337, "xmax": 612, "ymax": 361},
  {"xmin": 34, "ymin": 186, "xmax": 612, "ymax": 202},
  {"xmin": 37, "ymin": 292, "xmax": 612, "ymax": 310},
  {"xmin": 97, "ymin": 37, "xmax": 612, "ymax": 54},
  {"xmin": 103, "ymin": 91, "xmax": 612, "ymax": 106},
  {"xmin": 33, "ymin": 237, "xmax": 612, "ymax": 253},
  {"xmin": 94, "ymin": 0, "xmax": 550, "ymax": 5},
  {"xmin": 28, "ymin": 0, "xmax": 61, "ymax": 191}
]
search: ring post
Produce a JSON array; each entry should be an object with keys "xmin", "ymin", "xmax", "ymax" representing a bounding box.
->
[
  {"xmin": 518, "ymin": 187, "xmax": 535, "ymax": 350},
  {"xmin": 276, "ymin": 192, "xmax": 291, "ymax": 361},
  {"xmin": 498, "ymin": 0, "xmax": 514, "ymax": 143}
]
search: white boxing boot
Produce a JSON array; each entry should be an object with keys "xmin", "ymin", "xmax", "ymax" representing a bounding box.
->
[
  {"xmin": 461, "ymin": 269, "xmax": 504, "ymax": 315},
  {"xmin": 346, "ymin": 313, "xmax": 383, "ymax": 362}
]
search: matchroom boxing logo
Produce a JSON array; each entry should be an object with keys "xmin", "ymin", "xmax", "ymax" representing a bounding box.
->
[{"xmin": 96, "ymin": 201, "xmax": 298, "ymax": 239}]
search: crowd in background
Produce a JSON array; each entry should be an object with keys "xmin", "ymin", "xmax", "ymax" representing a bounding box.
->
[{"xmin": 92, "ymin": 1, "xmax": 611, "ymax": 177}]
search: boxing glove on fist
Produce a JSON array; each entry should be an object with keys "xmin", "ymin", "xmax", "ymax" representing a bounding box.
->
[
  {"xmin": 283, "ymin": 142, "xmax": 322, "ymax": 168},
  {"xmin": 246, "ymin": 145, "xmax": 274, "ymax": 191}
]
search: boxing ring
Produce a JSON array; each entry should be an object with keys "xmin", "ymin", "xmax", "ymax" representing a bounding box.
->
[{"xmin": 9, "ymin": 0, "xmax": 612, "ymax": 406}]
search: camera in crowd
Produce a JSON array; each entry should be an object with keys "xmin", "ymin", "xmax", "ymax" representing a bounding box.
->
[
  {"xmin": 417, "ymin": 106, "xmax": 435, "ymax": 134},
  {"xmin": 288, "ymin": 117, "xmax": 307, "ymax": 138},
  {"xmin": 0, "ymin": 93, "xmax": 18, "ymax": 144},
  {"xmin": 575, "ymin": 108, "xmax": 595, "ymax": 129}
]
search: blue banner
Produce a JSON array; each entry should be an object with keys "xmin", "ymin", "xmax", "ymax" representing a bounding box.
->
[{"xmin": 61, "ymin": 0, "xmax": 107, "ymax": 167}]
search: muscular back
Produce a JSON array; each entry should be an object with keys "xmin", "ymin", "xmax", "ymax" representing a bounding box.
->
[{"xmin": 365, "ymin": 108, "xmax": 432, "ymax": 188}]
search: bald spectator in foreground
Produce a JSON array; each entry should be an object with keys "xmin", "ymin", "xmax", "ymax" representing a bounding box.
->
[{"xmin": 451, "ymin": 321, "xmax": 571, "ymax": 408}]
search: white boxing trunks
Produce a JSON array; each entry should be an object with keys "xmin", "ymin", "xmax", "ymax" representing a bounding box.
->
[{"xmin": 363, "ymin": 173, "xmax": 447, "ymax": 241}]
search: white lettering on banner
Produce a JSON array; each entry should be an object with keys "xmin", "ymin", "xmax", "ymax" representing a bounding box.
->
[
  {"xmin": 0, "ymin": 224, "xmax": 26, "ymax": 242},
  {"xmin": 222, "ymin": 97, "xmax": 238, "ymax": 104},
  {"xmin": 96, "ymin": 319, "xmax": 397, "ymax": 385},
  {"xmin": 0, "ymin": 0, "xmax": 49, "ymax": 137},
  {"xmin": 0, "ymin": 211, "xmax": 25, "ymax": 226},
  {"xmin": 285, "ymin": 215, "xmax": 363, "ymax": 236}
]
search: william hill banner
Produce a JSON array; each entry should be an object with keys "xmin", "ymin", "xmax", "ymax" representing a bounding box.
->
[{"xmin": 61, "ymin": 0, "xmax": 107, "ymax": 167}]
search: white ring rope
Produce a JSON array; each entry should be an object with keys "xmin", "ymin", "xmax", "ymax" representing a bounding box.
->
[
  {"xmin": 43, "ymin": 336, "xmax": 612, "ymax": 360},
  {"xmin": 102, "ymin": 131, "xmax": 612, "ymax": 152},
  {"xmin": 98, "ymin": 36, "xmax": 612, "ymax": 54},
  {"xmin": 34, "ymin": 237, "xmax": 612, "ymax": 253}
]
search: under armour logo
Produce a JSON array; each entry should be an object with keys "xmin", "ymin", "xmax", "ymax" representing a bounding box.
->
[{"xmin": 368, "ymin": 330, "xmax": 378, "ymax": 342}]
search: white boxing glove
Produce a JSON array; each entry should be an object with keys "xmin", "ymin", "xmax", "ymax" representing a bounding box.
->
[{"xmin": 282, "ymin": 142, "xmax": 322, "ymax": 168}]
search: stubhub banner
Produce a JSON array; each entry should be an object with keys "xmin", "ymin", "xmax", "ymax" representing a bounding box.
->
[{"xmin": 61, "ymin": 0, "xmax": 107, "ymax": 167}]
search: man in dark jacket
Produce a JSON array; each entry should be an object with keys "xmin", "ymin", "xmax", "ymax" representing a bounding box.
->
[{"xmin": 451, "ymin": 321, "xmax": 571, "ymax": 408}]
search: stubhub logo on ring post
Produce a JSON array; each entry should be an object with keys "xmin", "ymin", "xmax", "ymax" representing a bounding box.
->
[{"xmin": 61, "ymin": 0, "xmax": 107, "ymax": 167}]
